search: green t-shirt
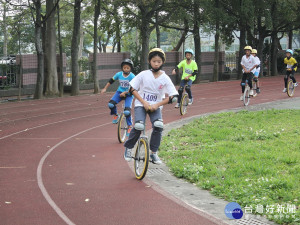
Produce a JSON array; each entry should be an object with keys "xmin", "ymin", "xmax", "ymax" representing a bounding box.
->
[{"xmin": 177, "ymin": 60, "xmax": 198, "ymax": 81}]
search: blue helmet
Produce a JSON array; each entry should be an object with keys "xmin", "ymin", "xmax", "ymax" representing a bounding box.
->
[
  {"xmin": 286, "ymin": 49, "xmax": 293, "ymax": 55},
  {"xmin": 185, "ymin": 48, "xmax": 194, "ymax": 56}
]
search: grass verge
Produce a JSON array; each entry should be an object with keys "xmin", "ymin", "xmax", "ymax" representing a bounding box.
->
[{"xmin": 160, "ymin": 109, "xmax": 300, "ymax": 224}]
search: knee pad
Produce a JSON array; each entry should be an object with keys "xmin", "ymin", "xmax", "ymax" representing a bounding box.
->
[
  {"xmin": 134, "ymin": 120, "xmax": 145, "ymax": 131},
  {"xmin": 108, "ymin": 100, "xmax": 116, "ymax": 109},
  {"xmin": 185, "ymin": 85, "xmax": 191, "ymax": 92},
  {"xmin": 123, "ymin": 107, "xmax": 131, "ymax": 117},
  {"xmin": 253, "ymin": 77, "xmax": 258, "ymax": 82},
  {"xmin": 178, "ymin": 86, "xmax": 184, "ymax": 94},
  {"xmin": 241, "ymin": 82, "xmax": 246, "ymax": 86},
  {"xmin": 153, "ymin": 119, "xmax": 163, "ymax": 131}
]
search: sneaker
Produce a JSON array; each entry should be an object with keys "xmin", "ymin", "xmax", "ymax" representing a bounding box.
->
[
  {"xmin": 188, "ymin": 98, "xmax": 193, "ymax": 105},
  {"xmin": 249, "ymin": 90, "xmax": 254, "ymax": 96},
  {"xmin": 150, "ymin": 153, "xmax": 162, "ymax": 165},
  {"xmin": 282, "ymin": 88, "xmax": 287, "ymax": 93},
  {"xmin": 112, "ymin": 114, "xmax": 119, "ymax": 124},
  {"xmin": 294, "ymin": 83, "xmax": 298, "ymax": 87},
  {"xmin": 256, "ymin": 88, "xmax": 260, "ymax": 94},
  {"xmin": 240, "ymin": 95, "xmax": 243, "ymax": 101},
  {"xmin": 124, "ymin": 148, "xmax": 132, "ymax": 162},
  {"xmin": 126, "ymin": 126, "xmax": 132, "ymax": 137},
  {"xmin": 174, "ymin": 103, "xmax": 180, "ymax": 108}
]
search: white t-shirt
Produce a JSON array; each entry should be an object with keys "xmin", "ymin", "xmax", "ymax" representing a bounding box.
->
[
  {"xmin": 252, "ymin": 56, "xmax": 261, "ymax": 73},
  {"xmin": 130, "ymin": 70, "xmax": 178, "ymax": 108},
  {"xmin": 241, "ymin": 55, "xmax": 257, "ymax": 73}
]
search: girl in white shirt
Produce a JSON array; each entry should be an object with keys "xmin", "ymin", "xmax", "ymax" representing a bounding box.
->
[
  {"xmin": 240, "ymin": 46, "xmax": 257, "ymax": 100},
  {"xmin": 124, "ymin": 48, "xmax": 178, "ymax": 164}
]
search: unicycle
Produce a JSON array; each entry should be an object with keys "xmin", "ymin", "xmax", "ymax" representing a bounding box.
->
[
  {"xmin": 287, "ymin": 80, "xmax": 296, "ymax": 97},
  {"xmin": 243, "ymin": 81, "xmax": 251, "ymax": 106},
  {"xmin": 117, "ymin": 103, "xmax": 131, "ymax": 143},
  {"xmin": 133, "ymin": 128, "xmax": 149, "ymax": 180},
  {"xmin": 180, "ymin": 92, "xmax": 189, "ymax": 115},
  {"xmin": 117, "ymin": 112, "xmax": 128, "ymax": 143}
]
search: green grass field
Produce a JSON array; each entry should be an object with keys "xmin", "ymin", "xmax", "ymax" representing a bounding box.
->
[{"xmin": 160, "ymin": 109, "xmax": 300, "ymax": 224}]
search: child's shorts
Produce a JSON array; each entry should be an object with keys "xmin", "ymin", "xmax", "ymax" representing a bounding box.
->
[{"xmin": 254, "ymin": 72, "xmax": 259, "ymax": 77}]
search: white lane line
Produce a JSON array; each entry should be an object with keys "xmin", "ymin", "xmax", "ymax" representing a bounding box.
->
[
  {"xmin": 13, "ymin": 138, "xmax": 60, "ymax": 140},
  {"xmin": 37, "ymin": 122, "xmax": 111, "ymax": 225},
  {"xmin": 0, "ymin": 112, "xmax": 104, "ymax": 140},
  {"xmin": 0, "ymin": 166, "xmax": 26, "ymax": 169}
]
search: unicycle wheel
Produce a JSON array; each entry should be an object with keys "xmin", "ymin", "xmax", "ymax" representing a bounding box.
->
[
  {"xmin": 180, "ymin": 94, "xmax": 189, "ymax": 115},
  {"xmin": 287, "ymin": 80, "xmax": 295, "ymax": 97},
  {"xmin": 134, "ymin": 138, "xmax": 149, "ymax": 180},
  {"xmin": 117, "ymin": 113, "xmax": 128, "ymax": 143},
  {"xmin": 243, "ymin": 87, "xmax": 250, "ymax": 106}
]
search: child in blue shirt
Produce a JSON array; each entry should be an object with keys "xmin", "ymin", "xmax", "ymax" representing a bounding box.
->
[{"xmin": 101, "ymin": 59, "xmax": 135, "ymax": 135}]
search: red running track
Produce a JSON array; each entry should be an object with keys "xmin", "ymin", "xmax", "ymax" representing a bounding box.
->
[{"xmin": 0, "ymin": 75, "xmax": 299, "ymax": 225}]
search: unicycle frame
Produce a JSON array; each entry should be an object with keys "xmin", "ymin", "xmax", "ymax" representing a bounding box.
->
[
  {"xmin": 133, "ymin": 129, "xmax": 150, "ymax": 180},
  {"xmin": 287, "ymin": 79, "xmax": 296, "ymax": 97},
  {"xmin": 243, "ymin": 80, "xmax": 251, "ymax": 106},
  {"xmin": 117, "ymin": 103, "xmax": 129, "ymax": 143},
  {"xmin": 179, "ymin": 84, "xmax": 190, "ymax": 115}
]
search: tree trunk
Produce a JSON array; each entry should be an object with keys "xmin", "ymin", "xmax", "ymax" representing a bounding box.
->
[
  {"xmin": 33, "ymin": 0, "xmax": 44, "ymax": 99},
  {"xmin": 78, "ymin": 18, "xmax": 84, "ymax": 59},
  {"xmin": 172, "ymin": 19, "xmax": 188, "ymax": 51},
  {"xmin": 2, "ymin": 3, "xmax": 8, "ymax": 56},
  {"xmin": 257, "ymin": 34, "xmax": 264, "ymax": 76},
  {"xmin": 140, "ymin": 17, "xmax": 151, "ymax": 70},
  {"xmin": 93, "ymin": 0, "xmax": 100, "ymax": 93},
  {"xmin": 113, "ymin": 3, "xmax": 121, "ymax": 52},
  {"xmin": 213, "ymin": 0, "xmax": 219, "ymax": 82},
  {"xmin": 270, "ymin": 32, "xmax": 279, "ymax": 76},
  {"xmin": 288, "ymin": 30, "xmax": 293, "ymax": 49},
  {"xmin": 193, "ymin": 3, "xmax": 201, "ymax": 84},
  {"xmin": 45, "ymin": 0, "xmax": 58, "ymax": 96},
  {"xmin": 238, "ymin": 25, "xmax": 246, "ymax": 79},
  {"xmin": 155, "ymin": 12, "xmax": 160, "ymax": 48},
  {"xmin": 57, "ymin": 3, "xmax": 64, "ymax": 97},
  {"xmin": 71, "ymin": 0, "xmax": 81, "ymax": 96}
]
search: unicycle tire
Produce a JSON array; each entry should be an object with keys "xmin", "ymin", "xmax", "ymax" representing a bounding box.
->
[
  {"xmin": 134, "ymin": 138, "xmax": 149, "ymax": 180},
  {"xmin": 117, "ymin": 113, "xmax": 128, "ymax": 143},
  {"xmin": 287, "ymin": 80, "xmax": 295, "ymax": 97},
  {"xmin": 180, "ymin": 94, "xmax": 189, "ymax": 115},
  {"xmin": 243, "ymin": 87, "xmax": 250, "ymax": 106}
]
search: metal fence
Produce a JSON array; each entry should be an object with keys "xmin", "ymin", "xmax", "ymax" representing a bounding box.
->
[
  {"xmin": 222, "ymin": 52, "xmax": 238, "ymax": 80},
  {"xmin": 0, "ymin": 55, "xmax": 18, "ymax": 89}
]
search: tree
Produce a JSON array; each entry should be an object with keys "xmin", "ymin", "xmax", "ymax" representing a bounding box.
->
[
  {"xmin": 44, "ymin": 0, "xmax": 59, "ymax": 96},
  {"xmin": 122, "ymin": 0, "xmax": 175, "ymax": 70},
  {"xmin": 31, "ymin": 0, "xmax": 44, "ymax": 99},
  {"xmin": 57, "ymin": 2, "xmax": 64, "ymax": 97},
  {"xmin": 213, "ymin": 0, "xmax": 220, "ymax": 82},
  {"xmin": 193, "ymin": 0, "xmax": 202, "ymax": 84},
  {"xmin": 1, "ymin": 1, "xmax": 8, "ymax": 56},
  {"xmin": 92, "ymin": 0, "xmax": 100, "ymax": 93},
  {"xmin": 71, "ymin": 0, "xmax": 82, "ymax": 96}
]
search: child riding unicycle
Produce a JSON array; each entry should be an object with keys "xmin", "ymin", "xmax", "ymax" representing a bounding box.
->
[
  {"xmin": 283, "ymin": 49, "xmax": 298, "ymax": 94},
  {"xmin": 101, "ymin": 59, "xmax": 135, "ymax": 136},
  {"xmin": 123, "ymin": 48, "xmax": 178, "ymax": 164},
  {"xmin": 172, "ymin": 48, "xmax": 198, "ymax": 108}
]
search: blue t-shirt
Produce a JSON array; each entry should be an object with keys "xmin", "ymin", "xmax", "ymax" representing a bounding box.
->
[{"xmin": 113, "ymin": 71, "xmax": 135, "ymax": 92}]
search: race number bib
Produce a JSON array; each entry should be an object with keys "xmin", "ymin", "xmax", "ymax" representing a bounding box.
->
[
  {"xmin": 142, "ymin": 91, "xmax": 158, "ymax": 104},
  {"xmin": 119, "ymin": 80, "xmax": 130, "ymax": 88},
  {"xmin": 286, "ymin": 64, "xmax": 292, "ymax": 69},
  {"xmin": 185, "ymin": 68, "xmax": 193, "ymax": 74}
]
